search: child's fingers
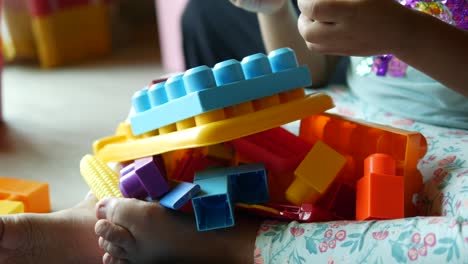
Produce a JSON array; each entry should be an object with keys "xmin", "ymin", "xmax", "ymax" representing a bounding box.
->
[{"xmin": 298, "ymin": 0, "xmax": 355, "ymax": 22}]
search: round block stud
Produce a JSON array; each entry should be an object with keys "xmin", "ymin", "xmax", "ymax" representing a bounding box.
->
[
  {"xmin": 183, "ymin": 65, "xmax": 217, "ymax": 93},
  {"xmin": 165, "ymin": 74, "xmax": 187, "ymax": 100},
  {"xmin": 132, "ymin": 89, "xmax": 151, "ymax": 113},
  {"xmin": 213, "ymin": 59, "xmax": 245, "ymax": 85},
  {"xmin": 148, "ymin": 82, "xmax": 169, "ymax": 107},
  {"xmin": 364, "ymin": 153, "xmax": 396, "ymax": 177},
  {"xmin": 268, "ymin": 48, "xmax": 298, "ymax": 73},
  {"xmin": 241, "ymin": 53, "xmax": 272, "ymax": 79}
]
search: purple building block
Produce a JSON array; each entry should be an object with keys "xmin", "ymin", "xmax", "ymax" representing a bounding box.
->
[{"xmin": 119, "ymin": 156, "xmax": 169, "ymax": 199}]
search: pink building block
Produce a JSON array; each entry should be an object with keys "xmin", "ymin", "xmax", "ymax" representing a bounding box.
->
[{"xmin": 155, "ymin": 0, "xmax": 188, "ymax": 72}]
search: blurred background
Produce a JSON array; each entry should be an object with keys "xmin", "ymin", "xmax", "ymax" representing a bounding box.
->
[{"xmin": 0, "ymin": 0, "xmax": 191, "ymax": 210}]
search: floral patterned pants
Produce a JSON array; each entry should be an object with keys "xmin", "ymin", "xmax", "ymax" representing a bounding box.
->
[{"xmin": 255, "ymin": 87, "xmax": 468, "ymax": 263}]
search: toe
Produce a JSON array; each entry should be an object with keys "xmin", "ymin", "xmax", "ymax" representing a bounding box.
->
[
  {"xmin": 103, "ymin": 252, "xmax": 129, "ymax": 264},
  {"xmin": 99, "ymin": 237, "xmax": 127, "ymax": 259},
  {"xmin": 95, "ymin": 219, "xmax": 135, "ymax": 249},
  {"xmin": 96, "ymin": 197, "xmax": 162, "ymax": 227}
]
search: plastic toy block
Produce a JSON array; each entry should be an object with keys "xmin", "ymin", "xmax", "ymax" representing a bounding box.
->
[
  {"xmin": 0, "ymin": 200, "xmax": 25, "ymax": 215},
  {"xmin": 0, "ymin": 177, "xmax": 50, "ymax": 213},
  {"xmin": 94, "ymin": 92, "xmax": 334, "ymax": 163},
  {"xmin": 236, "ymin": 203, "xmax": 333, "ymax": 223},
  {"xmin": 192, "ymin": 172, "xmax": 234, "ymax": 231},
  {"xmin": 159, "ymin": 181, "xmax": 201, "ymax": 210},
  {"xmin": 198, "ymin": 163, "xmax": 269, "ymax": 204},
  {"xmin": 231, "ymin": 127, "xmax": 312, "ymax": 174},
  {"xmin": 286, "ymin": 141, "xmax": 346, "ymax": 205},
  {"xmin": 300, "ymin": 113, "xmax": 427, "ymax": 216},
  {"xmin": 2, "ymin": 0, "xmax": 37, "ymax": 61},
  {"xmin": 230, "ymin": 127, "xmax": 312, "ymax": 202},
  {"xmin": 119, "ymin": 156, "xmax": 169, "ymax": 199},
  {"xmin": 356, "ymin": 154, "xmax": 404, "ymax": 220},
  {"xmin": 165, "ymin": 147, "xmax": 229, "ymax": 183},
  {"xmin": 29, "ymin": 0, "xmax": 112, "ymax": 67},
  {"xmin": 80, "ymin": 154, "xmax": 123, "ymax": 200},
  {"xmin": 316, "ymin": 181, "xmax": 356, "ymax": 220},
  {"xmin": 130, "ymin": 48, "xmax": 311, "ymax": 136}
]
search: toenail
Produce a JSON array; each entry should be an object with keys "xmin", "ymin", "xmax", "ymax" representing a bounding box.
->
[
  {"xmin": 99, "ymin": 236, "xmax": 105, "ymax": 249},
  {"xmin": 96, "ymin": 198, "xmax": 111, "ymax": 219}
]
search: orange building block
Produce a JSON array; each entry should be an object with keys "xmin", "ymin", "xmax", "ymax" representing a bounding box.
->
[
  {"xmin": 300, "ymin": 113, "xmax": 427, "ymax": 216},
  {"xmin": 356, "ymin": 154, "xmax": 404, "ymax": 220},
  {"xmin": 286, "ymin": 141, "xmax": 346, "ymax": 205},
  {"xmin": 0, "ymin": 177, "xmax": 50, "ymax": 213},
  {"xmin": 0, "ymin": 200, "xmax": 25, "ymax": 215}
]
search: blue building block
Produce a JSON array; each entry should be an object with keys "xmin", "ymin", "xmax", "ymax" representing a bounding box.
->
[
  {"xmin": 159, "ymin": 182, "xmax": 201, "ymax": 210},
  {"xmin": 226, "ymin": 163, "xmax": 269, "ymax": 204},
  {"xmin": 192, "ymin": 172, "xmax": 234, "ymax": 231},
  {"xmin": 196, "ymin": 163, "xmax": 269, "ymax": 204},
  {"xmin": 130, "ymin": 48, "xmax": 312, "ymax": 136}
]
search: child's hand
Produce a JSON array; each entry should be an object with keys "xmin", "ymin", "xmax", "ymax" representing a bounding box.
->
[
  {"xmin": 230, "ymin": 0, "xmax": 289, "ymax": 14},
  {"xmin": 297, "ymin": 0, "xmax": 409, "ymax": 56}
]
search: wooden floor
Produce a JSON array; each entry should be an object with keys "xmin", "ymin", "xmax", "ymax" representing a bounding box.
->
[{"xmin": 0, "ymin": 43, "xmax": 166, "ymax": 210}]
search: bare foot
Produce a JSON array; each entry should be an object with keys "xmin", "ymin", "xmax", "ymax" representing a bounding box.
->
[
  {"xmin": 0, "ymin": 194, "xmax": 103, "ymax": 264},
  {"xmin": 94, "ymin": 198, "xmax": 260, "ymax": 264}
]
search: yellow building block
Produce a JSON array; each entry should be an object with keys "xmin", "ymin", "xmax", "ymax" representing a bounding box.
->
[
  {"xmin": 286, "ymin": 141, "xmax": 346, "ymax": 205},
  {"xmin": 32, "ymin": 3, "xmax": 111, "ymax": 68},
  {"xmin": 80, "ymin": 154, "xmax": 123, "ymax": 200},
  {"xmin": 94, "ymin": 93, "xmax": 334, "ymax": 163},
  {"xmin": 0, "ymin": 200, "xmax": 24, "ymax": 215},
  {"xmin": 1, "ymin": 0, "xmax": 37, "ymax": 61},
  {"xmin": 0, "ymin": 177, "xmax": 50, "ymax": 213}
]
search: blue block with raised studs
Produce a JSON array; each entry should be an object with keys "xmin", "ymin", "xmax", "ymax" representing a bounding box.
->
[{"xmin": 130, "ymin": 48, "xmax": 312, "ymax": 136}]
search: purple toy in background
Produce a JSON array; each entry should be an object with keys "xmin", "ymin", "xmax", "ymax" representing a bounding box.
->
[{"xmin": 119, "ymin": 156, "xmax": 170, "ymax": 199}]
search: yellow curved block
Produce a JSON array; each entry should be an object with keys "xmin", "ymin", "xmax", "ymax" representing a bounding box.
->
[
  {"xmin": 0, "ymin": 200, "xmax": 25, "ymax": 215},
  {"xmin": 80, "ymin": 154, "xmax": 123, "ymax": 200},
  {"xmin": 94, "ymin": 92, "xmax": 334, "ymax": 163}
]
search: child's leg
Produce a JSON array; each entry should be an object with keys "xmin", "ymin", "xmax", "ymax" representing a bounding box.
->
[
  {"xmin": 94, "ymin": 197, "xmax": 260, "ymax": 263},
  {"xmin": 0, "ymin": 194, "xmax": 103, "ymax": 264}
]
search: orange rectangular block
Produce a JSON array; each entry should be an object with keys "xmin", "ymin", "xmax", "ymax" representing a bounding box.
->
[
  {"xmin": 286, "ymin": 141, "xmax": 346, "ymax": 205},
  {"xmin": 356, "ymin": 173, "xmax": 404, "ymax": 220},
  {"xmin": 0, "ymin": 177, "xmax": 51, "ymax": 213},
  {"xmin": 300, "ymin": 113, "xmax": 426, "ymax": 216}
]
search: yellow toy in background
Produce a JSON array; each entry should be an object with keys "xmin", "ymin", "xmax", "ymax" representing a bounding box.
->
[
  {"xmin": 1, "ymin": 0, "xmax": 37, "ymax": 61},
  {"xmin": 80, "ymin": 154, "xmax": 123, "ymax": 200},
  {"xmin": 1, "ymin": 0, "xmax": 112, "ymax": 67}
]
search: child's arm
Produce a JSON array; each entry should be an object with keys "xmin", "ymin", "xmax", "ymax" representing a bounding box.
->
[
  {"xmin": 231, "ymin": 0, "xmax": 341, "ymax": 87},
  {"xmin": 297, "ymin": 0, "xmax": 468, "ymax": 96}
]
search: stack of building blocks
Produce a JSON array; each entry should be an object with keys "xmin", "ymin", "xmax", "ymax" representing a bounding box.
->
[
  {"xmin": 2, "ymin": 0, "xmax": 37, "ymax": 61},
  {"xmin": 356, "ymin": 154, "xmax": 404, "ymax": 220},
  {"xmin": 0, "ymin": 200, "xmax": 25, "ymax": 215},
  {"xmin": 29, "ymin": 0, "xmax": 112, "ymax": 67},
  {"xmin": 192, "ymin": 163, "xmax": 269, "ymax": 231},
  {"xmin": 92, "ymin": 48, "xmax": 334, "ymax": 163},
  {"xmin": 286, "ymin": 141, "xmax": 347, "ymax": 205},
  {"xmin": 299, "ymin": 113, "xmax": 427, "ymax": 216},
  {"xmin": 0, "ymin": 177, "xmax": 50, "ymax": 213}
]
